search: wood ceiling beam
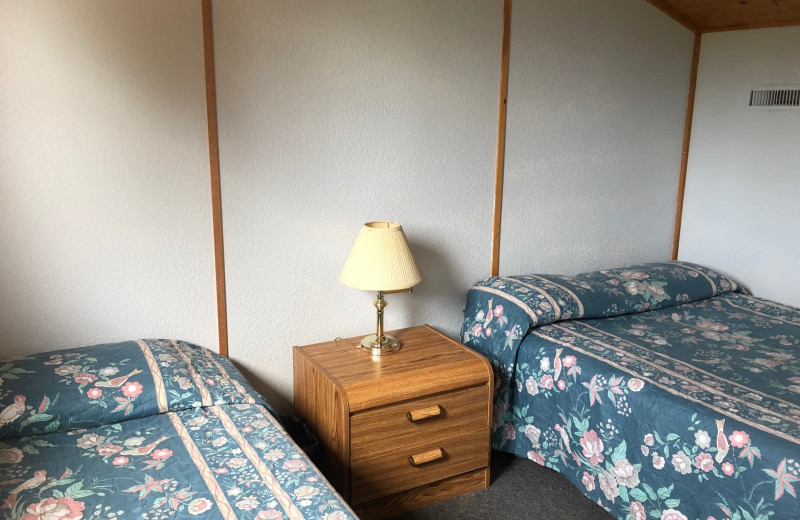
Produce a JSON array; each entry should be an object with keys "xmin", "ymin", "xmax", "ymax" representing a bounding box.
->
[{"xmin": 702, "ymin": 16, "xmax": 800, "ymax": 33}]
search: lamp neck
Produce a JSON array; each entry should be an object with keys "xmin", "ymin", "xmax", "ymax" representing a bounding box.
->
[
  {"xmin": 371, "ymin": 287, "xmax": 412, "ymax": 346},
  {"xmin": 374, "ymin": 291, "xmax": 387, "ymax": 344}
]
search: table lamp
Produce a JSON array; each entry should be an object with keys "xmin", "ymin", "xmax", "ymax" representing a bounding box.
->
[{"xmin": 339, "ymin": 221, "xmax": 422, "ymax": 355}]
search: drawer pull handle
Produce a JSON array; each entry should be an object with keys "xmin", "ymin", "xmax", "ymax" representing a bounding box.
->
[
  {"xmin": 408, "ymin": 448, "xmax": 445, "ymax": 467},
  {"xmin": 406, "ymin": 405, "xmax": 442, "ymax": 423}
]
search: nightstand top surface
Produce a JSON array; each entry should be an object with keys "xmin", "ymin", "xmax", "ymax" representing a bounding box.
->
[{"xmin": 294, "ymin": 324, "xmax": 491, "ymax": 411}]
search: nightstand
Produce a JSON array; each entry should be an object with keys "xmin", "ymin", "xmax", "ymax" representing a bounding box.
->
[{"xmin": 293, "ymin": 325, "xmax": 493, "ymax": 519}]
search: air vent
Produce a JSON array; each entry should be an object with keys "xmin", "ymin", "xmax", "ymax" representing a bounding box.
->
[{"xmin": 749, "ymin": 88, "xmax": 800, "ymax": 108}]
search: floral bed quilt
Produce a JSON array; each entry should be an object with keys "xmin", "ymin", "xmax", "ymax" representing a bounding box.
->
[
  {"xmin": 461, "ymin": 261, "xmax": 800, "ymax": 520},
  {"xmin": 0, "ymin": 339, "xmax": 355, "ymax": 520}
]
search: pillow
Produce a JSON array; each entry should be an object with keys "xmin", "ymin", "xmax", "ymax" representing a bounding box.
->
[
  {"xmin": 461, "ymin": 261, "xmax": 744, "ymax": 364},
  {"xmin": 0, "ymin": 339, "xmax": 267, "ymax": 439},
  {"xmin": 470, "ymin": 260, "xmax": 741, "ymax": 327}
]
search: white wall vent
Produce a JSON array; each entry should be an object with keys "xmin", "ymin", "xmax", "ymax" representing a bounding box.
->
[{"xmin": 749, "ymin": 87, "xmax": 800, "ymax": 108}]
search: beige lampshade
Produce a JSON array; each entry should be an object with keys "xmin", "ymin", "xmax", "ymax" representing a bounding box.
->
[{"xmin": 339, "ymin": 222, "xmax": 422, "ymax": 291}]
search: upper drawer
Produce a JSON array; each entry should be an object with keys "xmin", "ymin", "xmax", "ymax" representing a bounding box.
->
[{"xmin": 350, "ymin": 384, "xmax": 489, "ymax": 464}]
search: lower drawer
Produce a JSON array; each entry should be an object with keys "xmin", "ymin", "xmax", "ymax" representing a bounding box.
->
[{"xmin": 349, "ymin": 428, "xmax": 490, "ymax": 505}]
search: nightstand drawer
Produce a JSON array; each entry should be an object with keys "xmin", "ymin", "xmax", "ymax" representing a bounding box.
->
[
  {"xmin": 350, "ymin": 385, "xmax": 489, "ymax": 463},
  {"xmin": 350, "ymin": 428, "xmax": 490, "ymax": 505}
]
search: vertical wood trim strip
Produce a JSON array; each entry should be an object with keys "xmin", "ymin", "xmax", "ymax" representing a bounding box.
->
[
  {"xmin": 672, "ymin": 32, "xmax": 702, "ymax": 260},
  {"xmin": 491, "ymin": 0, "xmax": 512, "ymax": 277},
  {"xmin": 202, "ymin": 0, "xmax": 229, "ymax": 357}
]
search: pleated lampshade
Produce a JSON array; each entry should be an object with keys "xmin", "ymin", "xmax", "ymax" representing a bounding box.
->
[{"xmin": 339, "ymin": 222, "xmax": 422, "ymax": 291}]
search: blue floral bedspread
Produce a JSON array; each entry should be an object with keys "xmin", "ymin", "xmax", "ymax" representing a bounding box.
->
[
  {"xmin": 461, "ymin": 261, "xmax": 800, "ymax": 520},
  {"xmin": 0, "ymin": 339, "xmax": 355, "ymax": 520}
]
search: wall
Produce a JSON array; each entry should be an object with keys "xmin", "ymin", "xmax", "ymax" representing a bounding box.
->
[
  {"xmin": 1, "ymin": 1, "xmax": 699, "ymax": 412},
  {"xmin": 500, "ymin": 0, "xmax": 694, "ymax": 275},
  {"xmin": 212, "ymin": 0, "xmax": 502, "ymax": 409},
  {"xmin": 679, "ymin": 27, "xmax": 800, "ymax": 307},
  {"xmin": 213, "ymin": 0, "xmax": 695, "ymax": 410},
  {"xmin": 0, "ymin": 1, "xmax": 217, "ymax": 356}
]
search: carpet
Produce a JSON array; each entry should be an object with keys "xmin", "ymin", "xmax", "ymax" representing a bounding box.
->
[{"xmin": 390, "ymin": 451, "xmax": 615, "ymax": 519}]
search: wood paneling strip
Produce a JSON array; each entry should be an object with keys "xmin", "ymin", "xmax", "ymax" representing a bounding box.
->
[
  {"xmin": 491, "ymin": 0, "xmax": 512, "ymax": 277},
  {"xmin": 672, "ymin": 32, "xmax": 702, "ymax": 261},
  {"xmin": 202, "ymin": 0, "xmax": 229, "ymax": 357}
]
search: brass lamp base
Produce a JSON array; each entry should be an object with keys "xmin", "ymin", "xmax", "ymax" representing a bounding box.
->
[
  {"xmin": 356, "ymin": 289, "xmax": 411, "ymax": 356},
  {"xmin": 358, "ymin": 334, "xmax": 401, "ymax": 355}
]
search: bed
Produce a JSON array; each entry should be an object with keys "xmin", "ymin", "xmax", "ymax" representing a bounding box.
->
[
  {"xmin": 460, "ymin": 261, "xmax": 799, "ymax": 520},
  {"xmin": 0, "ymin": 339, "xmax": 355, "ymax": 520}
]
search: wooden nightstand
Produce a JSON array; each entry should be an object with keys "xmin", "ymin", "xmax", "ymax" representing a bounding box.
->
[{"xmin": 293, "ymin": 324, "xmax": 493, "ymax": 519}]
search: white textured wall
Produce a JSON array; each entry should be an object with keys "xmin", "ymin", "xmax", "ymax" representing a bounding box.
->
[
  {"xmin": 0, "ymin": 1, "xmax": 217, "ymax": 356},
  {"xmin": 679, "ymin": 27, "xmax": 800, "ymax": 307},
  {"xmin": 500, "ymin": 0, "xmax": 694, "ymax": 275},
  {"xmin": 1, "ymin": 1, "xmax": 703, "ymax": 412},
  {"xmin": 213, "ymin": 0, "xmax": 502, "ymax": 410}
]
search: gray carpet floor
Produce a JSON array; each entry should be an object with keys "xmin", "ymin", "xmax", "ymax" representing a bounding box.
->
[{"xmin": 390, "ymin": 451, "xmax": 615, "ymax": 519}]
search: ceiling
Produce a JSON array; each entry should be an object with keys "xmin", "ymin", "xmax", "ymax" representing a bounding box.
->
[{"xmin": 647, "ymin": 0, "xmax": 800, "ymax": 32}]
